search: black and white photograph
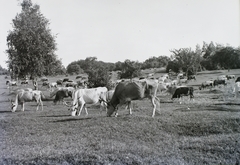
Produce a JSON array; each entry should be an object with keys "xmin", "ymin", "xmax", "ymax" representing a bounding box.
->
[{"xmin": 0, "ymin": 0, "xmax": 239, "ymax": 164}]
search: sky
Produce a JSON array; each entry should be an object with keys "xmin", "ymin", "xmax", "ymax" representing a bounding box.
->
[{"xmin": 0, "ymin": 0, "xmax": 239, "ymax": 69}]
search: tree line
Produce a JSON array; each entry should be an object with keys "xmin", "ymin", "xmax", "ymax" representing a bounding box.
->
[
  {"xmin": 67, "ymin": 42, "xmax": 240, "ymax": 78},
  {"xmin": 5, "ymin": 0, "xmax": 240, "ymax": 85}
]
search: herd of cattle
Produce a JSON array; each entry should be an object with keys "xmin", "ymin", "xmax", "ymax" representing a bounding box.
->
[{"xmin": 6, "ymin": 73, "xmax": 240, "ymax": 117}]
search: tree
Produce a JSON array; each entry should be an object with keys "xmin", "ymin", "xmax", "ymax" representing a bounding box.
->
[
  {"xmin": 120, "ymin": 60, "xmax": 142, "ymax": 79},
  {"xmin": 6, "ymin": 0, "xmax": 58, "ymax": 79},
  {"xmin": 0, "ymin": 65, "xmax": 9, "ymax": 75},
  {"xmin": 170, "ymin": 48, "xmax": 201, "ymax": 75},
  {"xmin": 166, "ymin": 60, "xmax": 180, "ymax": 73},
  {"xmin": 200, "ymin": 41, "xmax": 219, "ymax": 70},
  {"xmin": 211, "ymin": 46, "xmax": 240, "ymax": 71},
  {"xmin": 67, "ymin": 63, "xmax": 83, "ymax": 75},
  {"xmin": 142, "ymin": 56, "xmax": 170, "ymax": 69},
  {"xmin": 86, "ymin": 64, "xmax": 111, "ymax": 88}
]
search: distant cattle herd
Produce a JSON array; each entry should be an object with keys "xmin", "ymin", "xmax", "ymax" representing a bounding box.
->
[{"xmin": 5, "ymin": 72, "xmax": 240, "ymax": 117}]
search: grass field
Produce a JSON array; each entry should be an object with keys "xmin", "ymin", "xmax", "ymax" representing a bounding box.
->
[{"xmin": 0, "ymin": 70, "xmax": 240, "ymax": 165}]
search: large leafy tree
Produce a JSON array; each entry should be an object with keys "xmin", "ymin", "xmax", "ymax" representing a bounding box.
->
[
  {"xmin": 67, "ymin": 63, "xmax": 83, "ymax": 75},
  {"xmin": 6, "ymin": 0, "xmax": 59, "ymax": 79},
  {"xmin": 120, "ymin": 59, "xmax": 142, "ymax": 79},
  {"xmin": 211, "ymin": 46, "xmax": 240, "ymax": 71},
  {"xmin": 170, "ymin": 47, "xmax": 201, "ymax": 75},
  {"xmin": 142, "ymin": 56, "xmax": 170, "ymax": 69}
]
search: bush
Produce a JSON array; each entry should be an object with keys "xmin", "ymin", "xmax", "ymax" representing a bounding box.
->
[{"xmin": 86, "ymin": 66, "xmax": 110, "ymax": 88}]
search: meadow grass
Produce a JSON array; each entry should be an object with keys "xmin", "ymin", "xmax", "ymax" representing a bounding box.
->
[{"xmin": 0, "ymin": 70, "xmax": 240, "ymax": 164}]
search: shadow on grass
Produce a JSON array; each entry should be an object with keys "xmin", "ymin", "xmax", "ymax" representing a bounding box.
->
[
  {"xmin": 1, "ymin": 156, "xmax": 105, "ymax": 165},
  {"xmin": 175, "ymin": 106, "xmax": 240, "ymax": 112},
  {"xmin": 214, "ymin": 102, "xmax": 240, "ymax": 106},
  {"xmin": 50, "ymin": 117, "xmax": 92, "ymax": 123},
  {"xmin": 38, "ymin": 114, "xmax": 70, "ymax": 118},
  {"xmin": 0, "ymin": 111, "xmax": 12, "ymax": 113}
]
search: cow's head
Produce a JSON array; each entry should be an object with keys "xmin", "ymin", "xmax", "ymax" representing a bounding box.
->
[
  {"xmin": 11, "ymin": 101, "xmax": 17, "ymax": 112},
  {"xmin": 65, "ymin": 102, "xmax": 78, "ymax": 116},
  {"xmin": 106, "ymin": 102, "xmax": 116, "ymax": 117}
]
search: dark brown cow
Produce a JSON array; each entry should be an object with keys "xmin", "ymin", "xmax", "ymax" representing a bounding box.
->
[
  {"xmin": 106, "ymin": 80, "xmax": 159, "ymax": 117},
  {"xmin": 172, "ymin": 87, "xmax": 194, "ymax": 99}
]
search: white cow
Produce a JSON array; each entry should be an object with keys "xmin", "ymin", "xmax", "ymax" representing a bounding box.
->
[
  {"xmin": 11, "ymin": 89, "xmax": 45, "ymax": 112},
  {"xmin": 67, "ymin": 87, "xmax": 108, "ymax": 116},
  {"xmin": 233, "ymin": 82, "xmax": 240, "ymax": 98},
  {"xmin": 217, "ymin": 75, "xmax": 227, "ymax": 81}
]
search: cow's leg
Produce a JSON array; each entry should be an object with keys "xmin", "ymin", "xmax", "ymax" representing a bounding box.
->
[
  {"xmin": 39, "ymin": 98, "xmax": 43, "ymax": 111},
  {"xmin": 36, "ymin": 100, "xmax": 39, "ymax": 111},
  {"xmin": 127, "ymin": 101, "xmax": 132, "ymax": 115},
  {"xmin": 151, "ymin": 97, "xmax": 156, "ymax": 117},
  {"xmin": 179, "ymin": 95, "xmax": 182, "ymax": 104},
  {"xmin": 21, "ymin": 102, "xmax": 25, "ymax": 111},
  {"xmin": 77, "ymin": 103, "xmax": 85, "ymax": 116},
  {"xmin": 84, "ymin": 105, "xmax": 88, "ymax": 116}
]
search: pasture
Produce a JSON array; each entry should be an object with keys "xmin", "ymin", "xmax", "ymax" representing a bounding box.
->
[{"xmin": 0, "ymin": 70, "xmax": 240, "ymax": 165}]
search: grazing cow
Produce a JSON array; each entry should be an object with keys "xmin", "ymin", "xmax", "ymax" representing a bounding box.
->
[
  {"xmin": 158, "ymin": 74, "xmax": 169, "ymax": 83},
  {"xmin": 170, "ymin": 86, "xmax": 194, "ymax": 100},
  {"xmin": 50, "ymin": 87, "xmax": 75, "ymax": 98},
  {"xmin": 177, "ymin": 73, "xmax": 184, "ymax": 79},
  {"xmin": 63, "ymin": 78, "xmax": 69, "ymax": 82},
  {"xmin": 106, "ymin": 80, "xmax": 160, "ymax": 117},
  {"xmin": 76, "ymin": 75, "xmax": 82, "ymax": 79},
  {"xmin": 148, "ymin": 73, "xmax": 154, "ymax": 77},
  {"xmin": 53, "ymin": 89, "xmax": 72, "ymax": 105},
  {"xmin": 41, "ymin": 77, "xmax": 48, "ymax": 82},
  {"xmin": 234, "ymin": 82, "xmax": 240, "ymax": 97},
  {"xmin": 11, "ymin": 89, "xmax": 45, "ymax": 112},
  {"xmin": 199, "ymin": 80, "xmax": 214, "ymax": 90},
  {"xmin": 171, "ymin": 79, "xmax": 179, "ymax": 86},
  {"xmin": 49, "ymin": 82, "xmax": 58, "ymax": 88},
  {"xmin": 66, "ymin": 87, "xmax": 108, "ymax": 116},
  {"xmin": 6, "ymin": 80, "xmax": 17, "ymax": 86},
  {"xmin": 213, "ymin": 79, "xmax": 226, "ymax": 87},
  {"xmin": 235, "ymin": 77, "xmax": 240, "ymax": 83},
  {"xmin": 226, "ymin": 75, "xmax": 235, "ymax": 80},
  {"xmin": 179, "ymin": 78, "xmax": 188, "ymax": 84},
  {"xmin": 217, "ymin": 75, "xmax": 227, "ymax": 81},
  {"xmin": 139, "ymin": 77, "xmax": 146, "ymax": 80},
  {"xmin": 21, "ymin": 79, "xmax": 29, "ymax": 84},
  {"xmin": 65, "ymin": 81, "xmax": 78, "ymax": 88},
  {"xmin": 42, "ymin": 81, "xmax": 49, "ymax": 86},
  {"xmin": 56, "ymin": 79, "xmax": 63, "ymax": 85},
  {"xmin": 47, "ymin": 82, "xmax": 58, "ymax": 91},
  {"xmin": 187, "ymin": 75, "xmax": 196, "ymax": 80},
  {"xmin": 158, "ymin": 82, "xmax": 170, "ymax": 93},
  {"xmin": 76, "ymin": 80, "xmax": 88, "ymax": 89}
]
